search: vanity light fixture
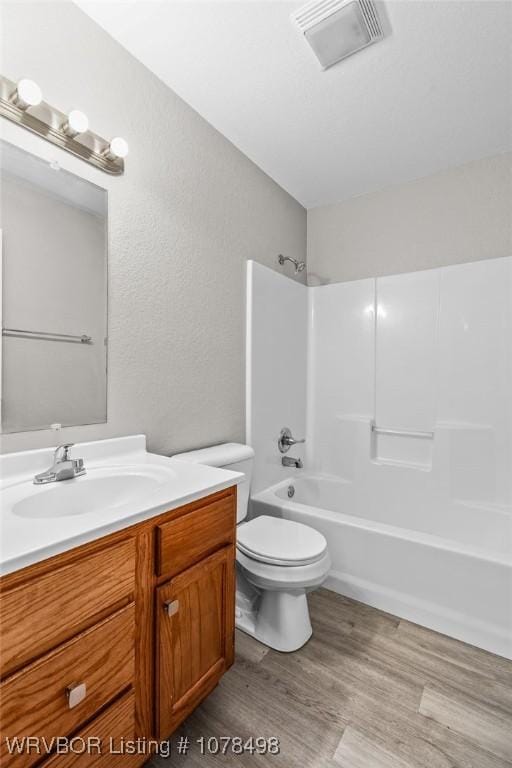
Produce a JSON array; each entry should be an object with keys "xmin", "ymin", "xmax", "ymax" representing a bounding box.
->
[
  {"xmin": 0, "ymin": 74, "xmax": 126, "ymax": 175},
  {"xmin": 62, "ymin": 109, "xmax": 89, "ymax": 138},
  {"xmin": 10, "ymin": 78, "xmax": 42, "ymax": 110},
  {"xmin": 103, "ymin": 136, "xmax": 129, "ymax": 160}
]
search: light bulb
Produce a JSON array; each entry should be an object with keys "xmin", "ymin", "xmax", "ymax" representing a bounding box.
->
[
  {"xmin": 107, "ymin": 137, "xmax": 129, "ymax": 159},
  {"xmin": 11, "ymin": 78, "xmax": 42, "ymax": 110},
  {"xmin": 62, "ymin": 110, "xmax": 89, "ymax": 137}
]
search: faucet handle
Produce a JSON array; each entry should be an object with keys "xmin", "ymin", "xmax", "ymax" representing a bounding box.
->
[
  {"xmin": 54, "ymin": 442, "xmax": 74, "ymax": 461},
  {"xmin": 278, "ymin": 428, "xmax": 305, "ymax": 454}
]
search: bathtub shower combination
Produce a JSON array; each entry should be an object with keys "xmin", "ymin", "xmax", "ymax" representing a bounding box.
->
[{"xmin": 247, "ymin": 257, "xmax": 512, "ymax": 659}]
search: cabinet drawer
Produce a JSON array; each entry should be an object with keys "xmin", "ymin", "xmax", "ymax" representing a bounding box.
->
[
  {"xmin": 0, "ymin": 539, "xmax": 135, "ymax": 678},
  {"xmin": 0, "ymin": 605, "xmax": 135, "ymax": 768},
  {"xmin": 156, "ymin": 494, "xmax": 235, "ymax": 578},
  {"xmin": 42, "ymin": 691, "xmax": 140, "ymax": 768}
]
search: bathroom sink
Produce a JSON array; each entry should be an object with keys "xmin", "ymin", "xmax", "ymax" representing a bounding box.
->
[
  {"xmin": 0, "ymin": 435, "xmax": 243, "ymax": 576},
  {"xmin": 10, "ymin": 465, "xmax": 178, "ymax": 519}
]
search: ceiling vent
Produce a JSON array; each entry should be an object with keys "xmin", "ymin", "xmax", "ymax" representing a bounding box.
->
[{"xmin": 292, "ymin": 0, "xmax": 384, "ymax": 70}]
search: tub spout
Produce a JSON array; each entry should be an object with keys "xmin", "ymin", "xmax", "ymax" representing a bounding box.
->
[{"xmin": 282, "ymin": 456, "xmax": 303, "ymax": 469}]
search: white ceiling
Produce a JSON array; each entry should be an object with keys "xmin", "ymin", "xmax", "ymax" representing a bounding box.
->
[{"xmin": 77, "ymin": 0, "xmax": 512, "ymax": 208}]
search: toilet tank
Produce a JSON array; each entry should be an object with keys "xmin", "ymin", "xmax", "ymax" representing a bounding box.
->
[{"xmin": 172, "ymin": 443, "xmax": 254, "ymax": 523}]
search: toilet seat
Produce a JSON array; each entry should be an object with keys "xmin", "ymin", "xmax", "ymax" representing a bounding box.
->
[{"xmin": 237, "ymin": 515, "xmax": 327, "ymax": 566}]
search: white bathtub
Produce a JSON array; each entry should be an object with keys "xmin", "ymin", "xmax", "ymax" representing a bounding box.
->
[{"xmin": 251, "ymin": 474, "xmax": 512, "ymax": 659}]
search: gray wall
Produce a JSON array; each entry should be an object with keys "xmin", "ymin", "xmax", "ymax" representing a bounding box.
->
[
  {"xmin": 307, "ymin": 153, "xmax": 512, "ymax": 285},
  {"xmin": 0, "ymin": 1, "xmax": 306, "ymax": 455}
]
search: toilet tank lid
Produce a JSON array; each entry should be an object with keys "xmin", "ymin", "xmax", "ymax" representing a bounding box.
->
[{"xmin": 172, "ymin": 442, "xmax": 254, "ymax": 468}]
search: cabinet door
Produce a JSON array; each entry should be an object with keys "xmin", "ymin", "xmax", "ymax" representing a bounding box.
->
[{"xmin": 156, "ymin": 546, "xmax": 235, "ymax": 738}]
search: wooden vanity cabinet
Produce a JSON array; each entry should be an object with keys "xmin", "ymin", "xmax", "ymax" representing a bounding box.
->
[
  {"xmin": 0, "ymin": 485, "xmax": 237, "ymax": 767},
  {"xmin": 156, "ymin": 545, "xmax": 235, "ymax": 739}
]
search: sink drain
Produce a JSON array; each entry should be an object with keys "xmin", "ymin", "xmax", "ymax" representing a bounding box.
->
[{"xmin": 287, "ymin": 485, "xmax": 295, "ymax": 498}]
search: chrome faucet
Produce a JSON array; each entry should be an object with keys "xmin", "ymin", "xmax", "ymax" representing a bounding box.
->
[
  {"xmin": 278, "ymin": 427, "xmax": 305, "ymax": 454},
  {"xmin": 282, "ymin": 455, "xmax": 303, "ymax": 469},
  {"xmin": 279, "ymin": 428, "xmax": 304, "ymax": 469},
  {"xmin": 33, "ymin": 443, "xmax": 86, "ymax": 485}
]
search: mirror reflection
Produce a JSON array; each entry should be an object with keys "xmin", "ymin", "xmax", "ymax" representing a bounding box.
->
[{"xmin": 0, "ymin": 141, "xmax": 107, "ymax": 433}]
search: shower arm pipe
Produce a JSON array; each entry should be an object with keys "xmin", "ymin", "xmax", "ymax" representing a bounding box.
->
[
  {"xmin": 277, "ymin": 254, "xmax": 305, "ymax": 274},
  {"xmin": 371, "ymin": 423, "xmax": 434, "ymax": 439}
]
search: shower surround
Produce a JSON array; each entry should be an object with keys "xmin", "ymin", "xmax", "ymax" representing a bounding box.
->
[{"xmin": 246, "ymin": 257, "xmax": 512, "ymax": 658}]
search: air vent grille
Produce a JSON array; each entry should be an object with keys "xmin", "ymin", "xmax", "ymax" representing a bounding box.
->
[
  {"xmin": 292, "ymin": 0, "xmax": 384, "ymax": 69},
  {"xmin": 294, "ymin": 0, "xmax": 382, "ymax": 38},
  {"xmin": 294, "ymin": 0, "xmax": 348, "ymax": 31},
  {"xmin": 360, "ymin": 0, "xmax": 382, "ymax": 39}
]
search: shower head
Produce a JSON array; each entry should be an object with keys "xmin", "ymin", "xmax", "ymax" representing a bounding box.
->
[{"xmin": 278, "ymin": 254, "xmax": 306, "ymax": 275}]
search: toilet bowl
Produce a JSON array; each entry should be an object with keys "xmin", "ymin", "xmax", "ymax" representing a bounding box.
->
[{"xmin": 173, "ymin": 442, "xmax": 331, "ymax": 652}]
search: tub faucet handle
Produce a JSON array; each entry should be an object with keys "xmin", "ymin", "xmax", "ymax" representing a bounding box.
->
[{"xmin": 278, "ymin": 427, "xmax": 305, "ymax": 454}]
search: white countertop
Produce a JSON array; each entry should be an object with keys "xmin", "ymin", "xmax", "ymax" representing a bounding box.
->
[{"xmin": 0, "ymin": 435, "xmax": 242, "ymax": 576}]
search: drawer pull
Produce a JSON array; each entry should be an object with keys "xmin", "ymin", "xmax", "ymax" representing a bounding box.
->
[
  {"xmin": 164, "ymin": 600, "xmax": 179, "ymax": 617},
  {"xmin": 66, "ymin": 682, "xmax": 87, "ymax": 709}
]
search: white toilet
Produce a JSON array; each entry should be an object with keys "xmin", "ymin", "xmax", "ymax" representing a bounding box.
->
[{"xmin": 173, "ymin": 443, "xmax": 331, "ymax": 652}]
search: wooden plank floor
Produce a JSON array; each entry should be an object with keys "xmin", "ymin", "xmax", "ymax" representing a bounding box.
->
[{"xmin": 150, "ymin": 588, "xmax": 512, "ymax": 767}]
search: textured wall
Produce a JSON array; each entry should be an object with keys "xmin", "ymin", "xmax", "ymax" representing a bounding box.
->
[
  {"xmin": 0, "ymin": 1, "xmax": 306, "ymax": 455},
  {"xmin": 307, "ymin": 153, "xmax": 512, "ymax": 285}
]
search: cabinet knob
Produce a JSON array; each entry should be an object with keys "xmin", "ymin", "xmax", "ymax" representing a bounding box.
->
[
  {"xmin": 164, "ymin": 599, "xmax": 179, "ymax": 617},
  {"xmin": 66, "ymin": 682, "xmax": 87, "ymax": 709}
]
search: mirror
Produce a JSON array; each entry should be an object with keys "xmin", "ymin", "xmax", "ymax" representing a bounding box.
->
[{"xmin": 0, "ymin": 140, "xmax": 107, "ymax": 433}]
